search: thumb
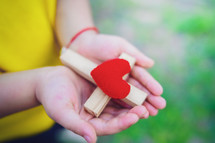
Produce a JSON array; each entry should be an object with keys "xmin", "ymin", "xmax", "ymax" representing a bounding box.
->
[
  {"xmin": 52, "ymin": 106, "xmax": 97, "ymax": 143},
  {"xmin": 120, "ymin": 39, "xmax": 154, "ymax": 68}
]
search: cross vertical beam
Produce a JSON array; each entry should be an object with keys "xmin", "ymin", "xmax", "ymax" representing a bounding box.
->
[{"xmin": 60, "ymin": 48, "xmax": 148, "ymax": 117}]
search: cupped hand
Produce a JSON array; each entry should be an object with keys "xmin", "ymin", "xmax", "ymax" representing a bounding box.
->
[
  {"xmin": 35, "ymin": 66, "xmax": 149, "ymax": 143},
  {"xmin": 69, "ymin": 32, "xmax": 166, "ymax": 116}
]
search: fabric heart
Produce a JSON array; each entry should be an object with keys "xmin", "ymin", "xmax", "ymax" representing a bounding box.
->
[{"xmin": 91, "ymin": 59, "xmax": 131, "ymax": 99}]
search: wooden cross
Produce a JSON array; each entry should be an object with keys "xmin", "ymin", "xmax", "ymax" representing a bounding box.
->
[{"xmin": 60, "ymin": 48, "xmax": 148, "ymax": 117}]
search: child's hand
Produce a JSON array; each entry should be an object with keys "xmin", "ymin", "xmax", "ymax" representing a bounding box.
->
[
  {"xmin": 36, "ymin": 66, "xmax": 149, "ymax": 143},
  {"xmin": 69, "ymin": 32, "xmax": 166, "ymax": 116}
]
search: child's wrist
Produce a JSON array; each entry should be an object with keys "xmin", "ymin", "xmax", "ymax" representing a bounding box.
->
[{"xmin": 66, "ymin": 27, "xmax": 99, "ymax": 50}]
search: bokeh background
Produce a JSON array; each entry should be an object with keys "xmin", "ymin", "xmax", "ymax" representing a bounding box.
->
[
  {"xmin": 57, "ymin": 0, "xmax": 215, "ymax": 143},
  {"xmin": 90, "ymin": 0, "xmax": 215, "ymax": 143}
]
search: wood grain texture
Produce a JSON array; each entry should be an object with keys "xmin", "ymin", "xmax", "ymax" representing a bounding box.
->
[{"xmin": 60, "ymin": 48, "xmax": 148, "ymax": 117}]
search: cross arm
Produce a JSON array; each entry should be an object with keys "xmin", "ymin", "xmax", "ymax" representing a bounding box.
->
[{"xmin": 60, "ymin": 48, "xmax": 148, "ymax": 116}]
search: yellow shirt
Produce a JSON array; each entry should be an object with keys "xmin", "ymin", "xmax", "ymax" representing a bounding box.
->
[{"xmin": 0, "ymin": 0, "xmax": 60, "ymax": 141}]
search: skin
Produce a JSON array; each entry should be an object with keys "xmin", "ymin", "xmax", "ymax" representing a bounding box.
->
[{"xmin": 0, "ymin": 0, "xmax": 166, "ymax": 143}]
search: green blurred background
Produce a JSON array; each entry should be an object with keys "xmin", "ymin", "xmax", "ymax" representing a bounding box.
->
[
  {"xmin": 90, "ymin": 0, "xmax": 215, "ymax": 143},
  {"xmin": 57, "ymin": 0, "xmax": 215, "ymax": 143}
]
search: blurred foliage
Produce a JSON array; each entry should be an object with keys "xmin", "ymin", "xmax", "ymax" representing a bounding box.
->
[{"xmin": 90, "ymin": 0, "xmax": 215, "ymax": 143}]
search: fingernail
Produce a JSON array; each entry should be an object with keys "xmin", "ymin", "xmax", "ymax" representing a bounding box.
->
[
  {"xmin": 143, "ymin": 111, "xmax": 149, "ymax": 119},
  {"xmin": 148, "ymin": 58, "xmax": 154, "ymax": 65},
  {"xmin": 141, "ymin": 57, "xmax": 154, "ymax": 67},
  {"xmin": 140, "ymin": 107, "xmax": 149, "ymax": 119},
  {"xmin": 84, "ymin": 135, "xmax": 91, "ymax": 143}
]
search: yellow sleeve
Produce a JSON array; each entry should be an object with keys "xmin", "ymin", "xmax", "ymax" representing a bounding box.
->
[{"xmin": 0, "ymin": 0, "xmax": 60, "ymax": 141}]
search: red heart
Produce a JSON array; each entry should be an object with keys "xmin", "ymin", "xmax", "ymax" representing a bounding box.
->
[{"xmin": 91, "ymin": 59, "xmax": 131, "ymax": 99}]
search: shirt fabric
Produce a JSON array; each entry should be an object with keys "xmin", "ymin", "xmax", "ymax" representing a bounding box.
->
[{"xmin": 0, "ymin": 0, "xmax": 61, "ymax": 141}]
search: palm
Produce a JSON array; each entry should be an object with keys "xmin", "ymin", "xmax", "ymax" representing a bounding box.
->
[
  {"xmin": 71, "ymin": 34, "xmax": 166, "ymax": 116},
  {"xmin": 50, "ymin": 33, "xmax": 167, "ymax": 142},
  {"xmin": 73, "ymin": 74, "xmax": 147, "ymax": 136},
  {"xmin": 38, "ymin": 67, "xmax": 145, "ymax": 140}
]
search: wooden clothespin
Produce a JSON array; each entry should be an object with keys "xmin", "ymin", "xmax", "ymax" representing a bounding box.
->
[{"xmin": 60, "ymin": 48, "xmax": 148, "ymax": 117}]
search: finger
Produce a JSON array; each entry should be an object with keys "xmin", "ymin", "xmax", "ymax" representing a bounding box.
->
[
  {"xmin": 42, "ymin": 82, "xmax": 97, "ymax": 143},
  {"xmin": 53, "ymin": 104, "xmax": 97, "ymax": 143},
  {"xmin": 119, "ymin": 39, "xmax": 154, "ymax": 68},
  {"xmin": 147, "ymin": 95, "xmax": 166, "ymax": 109},
  {"xmin": 102, "ymin": 104, "xmax": 149, "ymax": 119},
  {"xmin": 127, "ymin": 77, "xmax": 150, "ymax": 93},
  {"xmin": 79, "ymin": 107, "xmax": 94, "ymax": 121},
  {"xmin": 129, "ymin": 105, "xmax": 149, "ymax": 119},
  {"xmin": 90, "ymin": 106, "xmax": 148, "ymax": 135},
  {"xmin": 128, "ymin": 77, "xmax": 165, "ymax": 109},
  {"xmin": 131, "ymin": 66, "xmax": 163, "ymax": 96},
  {"xmin": 90, "ymin": 112, "xmax": 139, "ymax": 136},
  {"xmin": 143, "ymin": 101, "xmax": 158, "ymax": 116}
]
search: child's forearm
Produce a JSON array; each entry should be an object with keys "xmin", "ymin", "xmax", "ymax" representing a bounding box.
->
[
  {"xmin": 56, "ymin": 0, "xmax": 95, "ymax": 46},
  {"xmin": 0, "ymin": 69, "xmax": 41, "ymax": 117}
]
